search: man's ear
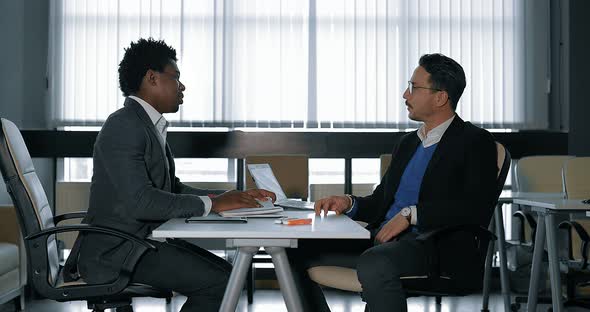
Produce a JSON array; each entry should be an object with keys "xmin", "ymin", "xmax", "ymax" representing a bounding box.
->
[
  {"xmin": 436, "ymin": 91, "xmax": 450, "ymax": 108},
  {"xmin": 145, "ymin": 69, "xmax": 158, "ymax": 86}
]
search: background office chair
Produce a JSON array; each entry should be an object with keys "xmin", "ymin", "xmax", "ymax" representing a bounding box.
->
[
  {"xmin": 308, "ymin": 142, "xmax": 510, "ymax": 309},
  {"xmin": 512, "ymin": 156, "xmax": 574, "ymax": 247},
  {"xmin": 245, "ymin": 154, "xmax": 309, "ymax": 200},
  {"xmin": 556, "ymin": 157, "xmax": 590, "ymax": 308},
  {"xmin": 0, "ymin": 205, "xmax": 26, "ymax": 311},
  {"xmin": 0, "ymin": 118, "xmax": 172, "ymax": 312},
  {"xmin": 515, "ymin": 156, "xmax": 575, "ymax": 193},
  {"xmin": 244, "ymin": 154, "xmax": 309, "ymax": 303}
]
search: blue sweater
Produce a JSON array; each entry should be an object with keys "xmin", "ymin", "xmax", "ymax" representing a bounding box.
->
[{"xmin": 382, "ymin": 143, "xmax": 438, "ymax": 228}]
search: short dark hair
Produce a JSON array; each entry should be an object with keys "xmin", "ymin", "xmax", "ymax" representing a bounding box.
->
[
  {"xmin": 419, "ymin": 53, "xmax": 466, "ymax": 110},
  {"xmin": 118, "ymin": 38, "xmax": 178, "ymax": 97}
]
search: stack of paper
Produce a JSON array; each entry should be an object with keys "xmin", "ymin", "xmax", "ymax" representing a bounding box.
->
[{"xmin": 218, "ymin": 206, "xmax": 284, "ymax": 218}]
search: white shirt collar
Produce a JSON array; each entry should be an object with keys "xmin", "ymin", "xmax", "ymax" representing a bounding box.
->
[
  {"xmin": 129, "ymin": 95, "xmax": 163, "ymax": 127},
  {"xmin": 417, "ymin": 115, "xmax": 456, "ymax": 148}
]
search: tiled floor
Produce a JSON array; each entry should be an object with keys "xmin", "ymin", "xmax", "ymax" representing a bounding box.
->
[{"xmin": 2, "ymin": 290, "xmax": 588, "ymax": 312}]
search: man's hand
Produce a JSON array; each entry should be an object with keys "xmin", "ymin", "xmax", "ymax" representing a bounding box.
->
[
  {"xmin": 314, "ymin": 195, "xmax": 351, "ymax": 216},
  {"xmin": 211, "ymin": 190, "xmax": 260, "ymax": 213},
  {"xmin": 374, "ymin": 213, "xmax": 410, "ymax": 244},
  {"xmin": 244, "ymin": 189, "xmax": 277, "ymax": 202}
]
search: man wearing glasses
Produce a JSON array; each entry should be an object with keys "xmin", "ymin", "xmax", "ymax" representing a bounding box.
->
[{"xmin": 288, "ymin": 53, "xmax": 498, "ymax": 312}]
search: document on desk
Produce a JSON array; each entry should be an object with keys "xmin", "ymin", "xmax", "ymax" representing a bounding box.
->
[{"xmin": 218, "ymin": 206, "xmax": 284, "ymax": 218}]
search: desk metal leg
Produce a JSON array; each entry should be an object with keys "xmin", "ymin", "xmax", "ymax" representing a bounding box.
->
[
  {"xmin": 493, "ymin": 202, "xmax": 512, "ymax": 312},
  {"xmin": 220, "ymin": 246, "xmax": 259, "ymax": 312},
  {"xmin": 527, "ymin": 213, "xmax": 547, "ymax": 312},
  {"xmin": 481, "ymin": 211, "xmax": 495, "ymax": 311},
  {"xmin": 545, "ymin": 214, "xmax": 564, "ymax": 312},
  {"xmin": 266, "ymin": 246, "xmax": 304, "ymax": 312}
]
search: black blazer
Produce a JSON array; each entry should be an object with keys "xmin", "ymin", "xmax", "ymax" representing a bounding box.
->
[
  {"xmin": 354, "ymin": 116, "xmax": 498, "ymax": 285},
  {"xmin": 77, "ymin": 98, "xmax": 224, "ymax": 283}
]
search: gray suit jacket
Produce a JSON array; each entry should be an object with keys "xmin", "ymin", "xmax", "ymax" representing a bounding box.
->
[{"xmin": 77, "ymin": 98, "xmax": 223, "ymax": 283}]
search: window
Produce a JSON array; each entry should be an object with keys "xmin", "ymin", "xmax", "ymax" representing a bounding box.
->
[
  {"xmin": 49, "ymin": 0, "xmax": 547, "ymax": 130},
  {"xmin": 351, "ymin": 158, "xmax": 380, "ymax": 184},
  {"xmin": 61, "ymin": 158, "xmax": 235, "ymax": 182},
  {"xmin": 309, "ymin": 158, "xmax": 344, "ymax": 184}
]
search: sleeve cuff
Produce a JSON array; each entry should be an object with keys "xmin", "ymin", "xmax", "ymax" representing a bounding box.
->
[
  {"xmin": 410, "ymin": 205, "xmax": 417, "ymax": 225},
  {"xmin": 345, "ymin": 195, "xmax": 358, "ymax": 217},
  {"xmin": 199, "ymin": 196, "xmax": 212, "ymax": 216}
]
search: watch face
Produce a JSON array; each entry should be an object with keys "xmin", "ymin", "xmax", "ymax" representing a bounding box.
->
[{"xmin": 402, "ymin": 208, "xmax": 410, "ymax": 216}]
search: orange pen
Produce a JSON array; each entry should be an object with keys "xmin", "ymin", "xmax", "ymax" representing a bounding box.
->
[{"xmin": 276, "ymin": 218, "xmax": 312, "ymax": 225}]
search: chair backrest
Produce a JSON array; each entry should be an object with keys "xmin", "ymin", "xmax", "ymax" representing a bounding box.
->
[
  {"xmin": 379, "ymin": 154, "xmax": 392, "ymax": 179},
  {"xmin": 496, "ymin": 142, "xmax": 511, "ymax": 196},
  {"xmin": 515, "ymin": 155, "xmax": 574, "ymax": 192},
  {"xmin": 562, "ymin": 157, "xmax": 590, "ymax": 260},
  {"xmin": 563, "ymin": 157, "xmax": 590, "ymax": 200},
  {"xmin": 245, "ymin": 155, "xmax": 309, "ymax": 200},
  {"xmin": 0, "ymin": 118, "xmax": 60, "ymax": 287}
]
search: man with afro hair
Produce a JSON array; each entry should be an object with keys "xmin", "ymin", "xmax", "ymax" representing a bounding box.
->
[{"xmin": 72, "ymin": 38, "xmax": 275, "ymax": 312}]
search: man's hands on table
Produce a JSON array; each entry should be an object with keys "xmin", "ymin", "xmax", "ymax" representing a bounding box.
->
[
  {"xmin": 314, "ymin": 194, "xmax": 410, "ymax": 244},
  {"xmin": 211, "ymin": 189, "xmax": 276, "ymax": 213},
  {"xmin": 314, "ymin": 195, "xmax": 352, "ymax": 216}
]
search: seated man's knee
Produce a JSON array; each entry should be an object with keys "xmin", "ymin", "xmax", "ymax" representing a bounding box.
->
[{"xmin": 356, "ymin": 248, "xmax": 396, "ymax": 285}]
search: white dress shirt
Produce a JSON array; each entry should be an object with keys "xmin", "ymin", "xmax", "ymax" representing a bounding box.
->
[
  {"xmin": 129, "ymin": 96, "xmax": 212, "ymax": 216},
  {"xmin": 417, "ymin": 115, "xmax": 456, "ymax": 148},
  {"xmin": 406, "ymin": 114, "xmax": 456, "ymax": 224}
]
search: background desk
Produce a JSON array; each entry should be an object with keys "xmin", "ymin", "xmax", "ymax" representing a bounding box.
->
[
  {"xmin": 513, "ymin": 198, "xmax": 590, "ymax": 312},
  {"xmin": 152, "ymin": 211, "xmax": 370, "ymax": 312},
  {"xmin": 483, "ymin": 191, "xmax": 564, "ymax": 311}
]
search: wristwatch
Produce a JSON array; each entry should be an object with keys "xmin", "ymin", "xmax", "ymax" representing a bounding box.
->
[{"xmin": 400, "ymin": 207, "xmax": 412, "ymax": 223}]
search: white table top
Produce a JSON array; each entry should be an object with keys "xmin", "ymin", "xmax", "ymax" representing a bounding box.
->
[
  {"xmin": 152, "ymin": 211, "xmax": 370, "ymax": 240},
  {"xmin": 513, "ymin": 198, "xmax": 590, "ymax": 212}
]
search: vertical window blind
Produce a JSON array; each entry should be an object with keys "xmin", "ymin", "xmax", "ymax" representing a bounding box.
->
[{"xmin": 49, "ymin": 0, "xmax": 547, "ymax": 129}]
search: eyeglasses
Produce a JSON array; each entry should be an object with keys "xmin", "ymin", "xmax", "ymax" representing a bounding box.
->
[{"xmin": 407, "ymin": 81, "xmax": 443, "ymax": 95}]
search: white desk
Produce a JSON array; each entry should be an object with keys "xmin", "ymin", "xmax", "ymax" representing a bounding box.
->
[
  {"xmin": 513, "ymin": 198, "xmax": 590, "ymax": 312},
  {"xmin": 482, "ymin": 192, "xmax": 564, "ymax": 312},
  {"xmin": 152, "ymin": 211, "xmax": 370, "ymax": 312}
]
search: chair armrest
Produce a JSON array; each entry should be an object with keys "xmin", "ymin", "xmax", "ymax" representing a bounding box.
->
[
  {"xmin": 416, "ymin": 224, "xmax": 496, "ymax": 242},
  {"xmin": 52, "ymin": 211, "xmax": 87, "ymax": 225},
  {"xmin": 24, "ymin": 225, "xmax": 155, "ymax": 301},
  {"xmin": 559, "ymin": 220, "xmax": 590, "ymax": 269},
  {"xmin": 512, "ymin": 210, "xmax": 537, "ymax": 244},
  {"xmin": 414, "ymin": 224, "xmax": 495, "ymax": 281},
  {"xmin": 25, "ymin": 224, "xmax": 156, "ymax": 250}
]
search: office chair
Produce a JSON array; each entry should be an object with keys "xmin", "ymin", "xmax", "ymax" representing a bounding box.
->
[
  {"xmin": 0, "ymin": 118, "xmax": 172, "ymax": 312},
  {"xmin": 512, "ymin": 156, "xmax": 574, "ymax": 249},
  {"xmin": 244, "ymin": 154, "xmax": 309, "ymax": 303},
  {"xmin": 556, "ymin": 157, "xmax": 590, "ymax": 309},
  {"xmin": 308, "ymin": 142, "xmax": 510, "ymax": 309},
  {"xmin": 245, "ymin": 155, "xmax": 309, "ymax": 200},
  {"xmin": 0, "ymin": 205, "xmax": 26, "ymax": 311}
]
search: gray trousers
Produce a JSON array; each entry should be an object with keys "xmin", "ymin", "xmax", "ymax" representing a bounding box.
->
[{"xmin": 131, "ymin": 239, "xmax": 232, "ymax": 312}]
